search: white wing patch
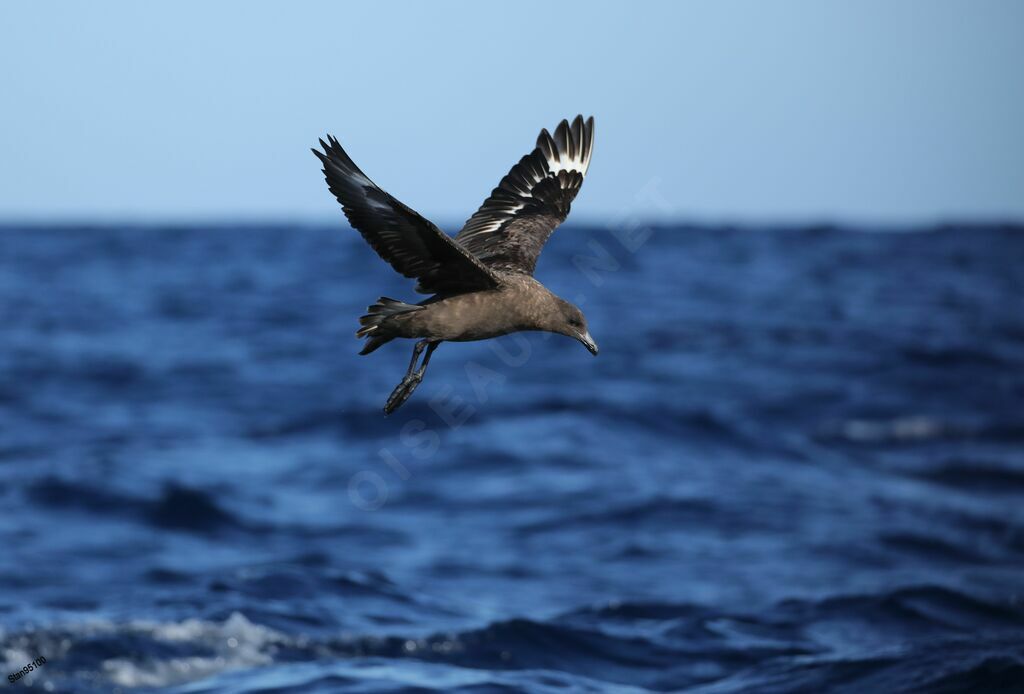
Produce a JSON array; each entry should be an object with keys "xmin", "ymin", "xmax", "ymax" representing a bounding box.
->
[
  {"xmin": 544, "ymin": 148, "xmax": 590, "ymax": 176},
  {"xmin": 540, "ymin": 138, "xmax": 592, "ymax": 177},
  {"xmin": 455, "ymin": 116, "xmax": 594, "ymax": 254}
]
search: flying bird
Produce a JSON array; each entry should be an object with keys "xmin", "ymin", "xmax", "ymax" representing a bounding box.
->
[{"xmin": 313, "ymin": 115, "xmax": 597, "ymax": 414}]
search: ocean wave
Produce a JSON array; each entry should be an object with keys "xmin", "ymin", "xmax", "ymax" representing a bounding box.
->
[
  {"xmin": 26, "ymin": 477, "xmax": 246, "ymax": 535},
  {"xmin": 3, "ymin": 585, "xmax": 1021, "ymax": 692}
]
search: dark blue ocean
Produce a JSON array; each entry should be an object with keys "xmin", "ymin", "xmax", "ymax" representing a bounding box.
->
[{"xmin": 1, "ymin": 223, "xmax": 1023, "ymax": 693}]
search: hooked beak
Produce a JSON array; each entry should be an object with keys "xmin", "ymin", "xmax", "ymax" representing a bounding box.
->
[{"xmin": 577, "ymin": 330, "xmax": 599, "ymax": 356}]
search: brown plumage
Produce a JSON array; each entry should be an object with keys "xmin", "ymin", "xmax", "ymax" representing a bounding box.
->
[{"xmin": 313, "ymin": 116, "xmax": 597, "ymax": 414}]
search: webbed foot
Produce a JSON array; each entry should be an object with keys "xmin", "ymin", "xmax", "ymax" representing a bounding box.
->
[{"xmin": 384, "ymin": 372, "xmax": 423, "ymax": 415}]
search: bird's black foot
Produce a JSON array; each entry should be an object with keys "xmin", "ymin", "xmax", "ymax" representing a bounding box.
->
[{"xmin": 384, "ymin": 372, "xmax": 423, "ymax": 415}]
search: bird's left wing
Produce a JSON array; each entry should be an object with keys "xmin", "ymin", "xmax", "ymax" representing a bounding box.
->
[
  {"xmin": 455, "ymin": 115, "xmax": 594, "ymax": 275},
  {"xmin": 314, "ymin": 136, "xmax": 499, "ymax": 295}
]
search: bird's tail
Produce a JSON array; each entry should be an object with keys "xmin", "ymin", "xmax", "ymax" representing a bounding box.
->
[{"xmin": 357, "ymin": 297, "xmax": 422, "ymax": 355}]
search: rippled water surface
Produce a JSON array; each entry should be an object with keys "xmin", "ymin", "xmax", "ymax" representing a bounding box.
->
[{"xmin": 1, "ymin": 224, "xmax": 1023, "ymax": 692}]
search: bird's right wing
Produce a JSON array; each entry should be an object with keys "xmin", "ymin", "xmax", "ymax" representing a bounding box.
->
[
  {"xmin": 314, "ymin": 136, "xmax": 499, "ymax": 295},
  {"xmin": 455, "ymin": 115, "xmax": 594, "ymax": 275}
]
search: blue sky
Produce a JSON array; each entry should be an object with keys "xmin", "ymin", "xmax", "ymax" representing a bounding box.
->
[{"xmin": 2, "ymin": 1, "xmax": 1022, "ymax": 225}]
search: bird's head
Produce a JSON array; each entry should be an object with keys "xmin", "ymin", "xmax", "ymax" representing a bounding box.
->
[{"xmin": 552, "ymin": 298, "xmax": 598, "ymax": 356}]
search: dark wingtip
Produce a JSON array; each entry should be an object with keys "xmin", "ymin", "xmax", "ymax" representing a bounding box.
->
[
  {"xmin": 553, "ymin": 120, "xmax": 568, "ymax": 147},
  {"xmin": 536, "ymin": 127, "xmax": 553, "ymax": 152}
]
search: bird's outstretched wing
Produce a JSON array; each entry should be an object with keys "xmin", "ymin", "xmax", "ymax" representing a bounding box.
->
[
  {"xmin": 314, "ymin": 136, "xmax": 499, "ymax": 295},
  {"xmin": 455, "ymin": 115, "xmax": 594, "ymax": 275}
]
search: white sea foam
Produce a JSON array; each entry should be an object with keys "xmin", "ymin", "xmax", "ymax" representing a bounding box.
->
[
  {"xmin": 104, "ymin": 612, "xmax": 285, "ymax": 688},
  {"xmin": 2, "ymin": 612, "xmax": 291, "ymax": 690}
]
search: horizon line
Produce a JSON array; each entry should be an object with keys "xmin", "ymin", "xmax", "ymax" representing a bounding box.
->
[{"xmin": 2, "ymin": 213, "xmax": 1024, "ymax": 232}]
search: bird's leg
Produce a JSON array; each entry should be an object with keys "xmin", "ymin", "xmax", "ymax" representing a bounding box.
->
[
  {"xmin": 384, "ymin": 340, "xmax": 439, "ymax": 415},
  {"xmin": 416, "ymin": 341, "xmax": 439, "ymax": 376},
  {"xmin": 405, "ymin": 340, "xmax": 426, "ymax": 377}
]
